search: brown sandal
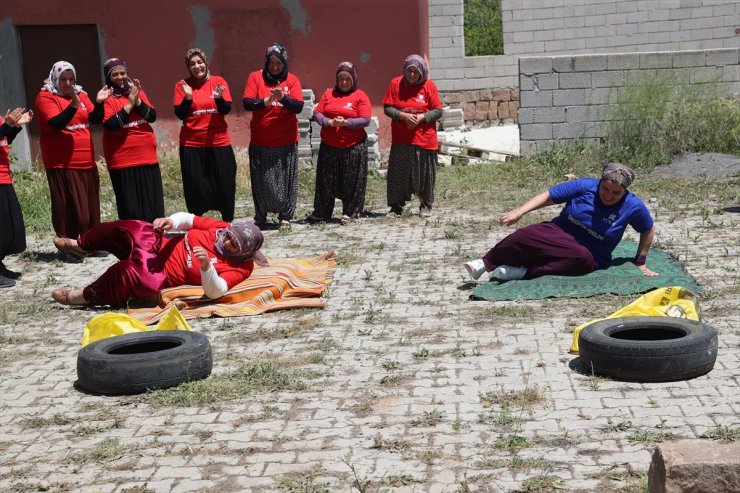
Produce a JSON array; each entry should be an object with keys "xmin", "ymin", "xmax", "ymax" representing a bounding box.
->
[{"xmin": 54, "ymin": 237, "xmax": 88, "ymax": 257}]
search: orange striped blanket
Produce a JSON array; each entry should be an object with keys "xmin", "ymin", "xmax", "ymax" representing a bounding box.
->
[{"xmin": 128, "ymin": 252, "xmax": 336, "ymax": 325}]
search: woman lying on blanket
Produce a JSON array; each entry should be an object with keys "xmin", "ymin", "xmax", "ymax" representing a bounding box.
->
[
  {"xmin": 465, "ymin": 162, "xmax": 659, "ymax": 281},
  {"xmin": 51, "ymin": 212, "xmax": 267, "ymax": 307}
]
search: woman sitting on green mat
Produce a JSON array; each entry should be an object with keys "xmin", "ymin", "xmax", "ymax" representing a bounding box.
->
[{"xmin": 465, "ymin": 162, "xmax": 659, "ymax": 281}]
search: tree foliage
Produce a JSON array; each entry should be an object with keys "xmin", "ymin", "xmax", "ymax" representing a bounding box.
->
[{"xmin": 464, "ymin": 0, "xmax": 504, "ymax": 56}]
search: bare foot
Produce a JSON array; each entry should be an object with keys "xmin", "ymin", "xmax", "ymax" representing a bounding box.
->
[{"xmin": 52, "ymin": 288, "xmax": 89, "ymax": 306}]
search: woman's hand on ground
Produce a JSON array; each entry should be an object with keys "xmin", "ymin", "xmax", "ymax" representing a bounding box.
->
[
  {"xmin": 254, "ymin": 250, "xmax": 270, "ymax": 267},
  {"xmin": 639, "ymin": 264, "xmax": 659, "ymax": 277},
  {"xmin": 193, "ymin": 246, "xmax": 211, "ymax": 270},
  {"xmin": 152, "ymin": 217, "xmax": 173, "ymax": 231},
  {"xmin": 499, "ymin": 209, "xmax": 523, "ymax": 226}
]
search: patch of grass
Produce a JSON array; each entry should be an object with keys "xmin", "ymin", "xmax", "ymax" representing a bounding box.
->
[
  {"xmin": 145, "ymin": 361, "xmax": 308, "ymax": 407},
  {"xmin": 514, "ymin": 475, "xmax": 567, "ymax": 492},
  {"xmin": 68, "ymin": 437, "xmax": 124, "ymax": 465},
  {"xmin": 416, "ymin": 448, "xmax": 443, "ymax": 464},
  {"xmin": 0, "ymin": 329, "xmax": 32, "ymax": 345},
  {"xmin": 701, "ymin": 425, "xmax": 740, "ymax": 442},
  {"xmin": 606, "ymin": 72, "xmax": 740, "ymax": 169},
  {"xmin": 480, "ymin": 386, "xmax": 547, "ymax": 410},
  {"xmin": 20, "ymin": 413, "xmax": 78, "ymax": 429},
  {"xmin": 627, "ymin": 429, "xmax": 675, "ymax": 444},
  {"xmin": 276, "ymin": 468, "xmax": 330, "ymax": 493}
]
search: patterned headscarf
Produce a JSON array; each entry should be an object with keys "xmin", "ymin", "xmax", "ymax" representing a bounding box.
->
[
  {"xmin": 262, "ymin": 42, "xmax": 288, "ymax": 84},
  {"xmin": 214, "ymin": 220, "xmax": 264, "ymax": 263},
  {"xmin": 335, "ymin": 61, "xmax": 358, "ymax": 93},
  {"xmin": 601, "ymin": 162, "xmax": 636, "ymax": 189},
  {"xmin": 104, "ymin": 57, "xmax": 132, "ymax": 96},
  {"xmin": 43, "ymin": 61, "xmax": 83, "ymax": 95},
  {"xmin": 184, "ymin": 48, "xmax": 210, "ymax": 81},
  {"xmin": 403, "ymin": 54, "xmax": 428, "ymax": 85}
]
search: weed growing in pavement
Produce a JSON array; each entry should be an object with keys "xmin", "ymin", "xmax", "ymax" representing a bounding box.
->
[
  {"xmin": 602, "ymin": 420, "xmax": 633, "ymax": 433},
  {"xmin": 701, "ymin": 425, "xmax": 740, "ymax": 442},
  {"xmin": 514, "ymin": 474, "xmax": 568, "ymax": 492},
  {"xmin": 144, "ymin": 361, "xmax": 309, "ymax": 407},
  {"xmin": 336, "ymin": 248, "xmax": 366, "ymax": 267},
  {"xmin": 381, "ymin": 474, "xmax": 424, "ymax": 487},
  {"xmin": 371, "ymin": 433, "xmax": 412, "ymax": 453},
  {"xmin": 311, "ymin": 338, "xmax": 339, "ymax": 352},
  {"xmin": 381, "ymin": 359, "xmax": 403, "ymax": 371},
  {"xmin": 412, "ymin": 408, "xmax": 445, "ymax": 427},
  {"xmin": 494, "ymin": 434, "xmax": 529, "ymax": 452}
]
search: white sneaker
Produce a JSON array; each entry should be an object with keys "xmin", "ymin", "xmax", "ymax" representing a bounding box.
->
[
  {"xmin": 491, "ymin": 265, "xmax": 527, "ymax": 281},
  {"xmin": 464, "ymin": 259, "xmax": 486, "ymax": 280}
]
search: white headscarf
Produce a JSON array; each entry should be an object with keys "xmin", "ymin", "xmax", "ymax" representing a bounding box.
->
[{"xmin": 43, "ymin": 61, "xmax": 84, "ymax": 95}]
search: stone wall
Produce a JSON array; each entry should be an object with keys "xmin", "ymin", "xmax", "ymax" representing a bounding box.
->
[
  {"xmin": 439, "ymin": 88, "xmax": 519, "ymax": 126},
  {"xmin": 518, "ymin": 48, "xmax": 740, "ymax": 155}
]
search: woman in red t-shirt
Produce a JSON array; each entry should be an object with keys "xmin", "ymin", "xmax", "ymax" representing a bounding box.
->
[
  {"xmin": 0, "ymin": 107, "xmax": 33, "ymax": 287},
  {"xmin": 50, "ymin": 212, "xmax": 268, "ymax": 307},
  {"xmin": 307, "ymin": 62, "xmax": 372, "ymax": 225},
  {"xmin": 382, "ymin": 54, "xmax": 443, "ymax": 218},
  {"xmin": 242, "ymin": 42, "xmax": 304, "ymax": 230},
  {"xmin": 173, "ymin": 48, "xmax": 237, "ymax": 222},
  {"xmin": 89, "ymin": 57, "xmax": 164, "ymax": 223},
  {"xmin": 34, "ymin": 61, "xmax": 101, "ymax": 263}
]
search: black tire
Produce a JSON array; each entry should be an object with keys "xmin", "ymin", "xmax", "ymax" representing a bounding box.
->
[
  {"xmin": 77, "ymin": 331, "xmax": 212, "ymax": 395},
  {"xmin": 578, "ymin": 317, "xmax": 717, "ymax": 382}
]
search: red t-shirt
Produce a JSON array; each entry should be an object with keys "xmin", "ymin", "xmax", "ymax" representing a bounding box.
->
[
  {"xmin": 0, "ymin": 117, "xmax": 11, "ymax": 184},
  {"xmin": 243, "ymin": 71, "xmax": 302, "ymax": 147},
  {"xmin": 173, "ymin": 75, "xmax": 232, "ymax": 147},
  {"xmin": 102, "ymin": 90, "xmax": 158, "ymax": 169},
  {"xmin": 382, "ymin": 76, "xmax": 442, "ymax": 150},
  {"xmin": 315, "ymin": 88, "xmax": 372, "ymax": 149},
  {"xmin": 35, "ymin": 90, "xmax": 96, "ymax": 170},
  {"xmin": 162, "ymin": 216, "xmax": 253, "ymax": 289}
]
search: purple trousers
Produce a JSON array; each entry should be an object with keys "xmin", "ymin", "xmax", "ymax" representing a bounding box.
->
[
  {"xmin": 482, "ymin": 222, "xmax": 597, "ymax": 279},
  {"xmin": 78, "ymin": 220, "xmax": 167, "ymax": 307}
]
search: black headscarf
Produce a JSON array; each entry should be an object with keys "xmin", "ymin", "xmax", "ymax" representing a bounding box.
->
[{"xmin": 262, "ymin": 42, "xmax": 288, "ymax": 84}]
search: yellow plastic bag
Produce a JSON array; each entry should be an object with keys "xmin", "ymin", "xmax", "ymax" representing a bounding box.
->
[
  {"xmin": 81, "ymin": 306, "xmax": 192, "ymax": 347},
  {"xmin": 570, "ymin": 286, "xmax": 701, "ymax": 353}
]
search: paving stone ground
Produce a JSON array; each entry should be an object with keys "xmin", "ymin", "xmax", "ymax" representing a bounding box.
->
[{"xmin": 0, "ymin": 194, "xmax": 738, "ymax": 492}]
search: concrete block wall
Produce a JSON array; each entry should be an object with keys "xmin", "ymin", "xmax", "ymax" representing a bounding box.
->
[
  {"xmin": 518, "ymin": 48, "xmax": 740, "ymax": 155},
  {"xmin": 428, "ymin": 0, "xmax": 739, "ymax": 126}
]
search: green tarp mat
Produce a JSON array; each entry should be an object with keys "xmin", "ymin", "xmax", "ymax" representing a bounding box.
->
[{"xmin": 470, "ymin": 241, "xmax": 701, "ymax": 301}]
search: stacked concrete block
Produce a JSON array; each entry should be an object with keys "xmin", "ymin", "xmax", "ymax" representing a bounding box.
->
[
  {"xmin": 297, "ymin": 89, "xmax": 314, "ymax": 166},
  {"xmin": 518, "ymin": 47, "xmax": 740, "ymax": 156},
  {"xmin": 366, "ymin": 116, "xmax": 380, "ymax": 169},
  {"xmin": 441, "ymin": 107, "xmax": 464, "ymax": 130}
]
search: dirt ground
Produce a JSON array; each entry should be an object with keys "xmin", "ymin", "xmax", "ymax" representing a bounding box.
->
[{"xmin": 0, "ymin": 155, "xmax": 738, "ymax": 492}]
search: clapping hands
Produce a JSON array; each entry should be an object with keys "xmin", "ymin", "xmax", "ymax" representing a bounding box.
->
[{"xmin": 4, "ymin": 108, "xmax": 33, "ymax": 127}]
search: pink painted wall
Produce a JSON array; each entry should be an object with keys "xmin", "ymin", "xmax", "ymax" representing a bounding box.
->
[{"xmin": 4, "ymin": 0, "xmax": 429, "ymax": 158}]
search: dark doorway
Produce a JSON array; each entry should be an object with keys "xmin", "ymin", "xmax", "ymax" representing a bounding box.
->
[{"xmin": 17, "ymin": 24, "xmax": 103, "ymax": 162}]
